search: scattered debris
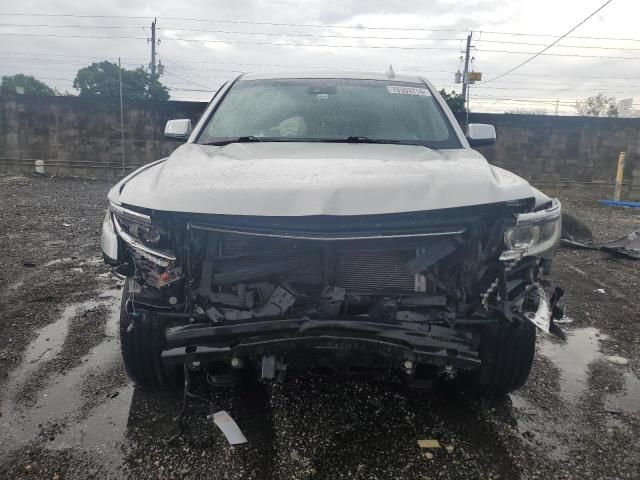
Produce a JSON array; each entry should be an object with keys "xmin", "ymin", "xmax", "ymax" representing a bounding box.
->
[
  {"xmin": 600, "ymin": 229, "xmax": 640, "ymax": 259},
  {"xmin": 561, "ymin": 212, "xmax": 593, "ymax": 243},
  {"xmin": 107, "ymin": 391, "xmax": 119, "ymax": 399},
  {"xmin": 606, "ymin": 355, "xmax": 629, "ymax": 366},
  {"xmin": 555, "ymin": 316, "xmax": 575, "ymax": 324},
  {"xmin": 212, "ymin": 411, "xmax": 248, "ymax": 445},
  {"xmin": 562, "ymin": 228, "xmax": 640, "ymax": 260},
  {"xmin": 417, "ymin": 439, "xmax": 441, "ymax": 449}
]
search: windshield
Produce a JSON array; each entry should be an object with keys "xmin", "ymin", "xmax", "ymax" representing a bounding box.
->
[{"xmin": 197, "ymin": 78, "xmax": 461, "ymax": 148}]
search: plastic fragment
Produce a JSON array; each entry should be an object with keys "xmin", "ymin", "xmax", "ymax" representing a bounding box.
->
[
  {"xmin": 212, "ymin": 410, "xmax": 248, "ymax": 445},
  {"xmin": 417, "ymin": 439, "xmax": 441, "ymax": 449},
  {"xmin": 606, "ymin": 355, "xmax": 629, "ymax": 366}
]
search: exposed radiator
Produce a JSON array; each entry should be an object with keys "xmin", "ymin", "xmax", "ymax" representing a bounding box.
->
[
  {"xmin": 218, "ymin": 233, "xmax": 417, "ymax": 293},
  {"xmin": 335, "ymin": 249, "xmax": 416, "ymax": 292}
]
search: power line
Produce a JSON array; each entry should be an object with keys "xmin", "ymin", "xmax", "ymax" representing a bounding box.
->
[
  {"xmin": 4, "ymin": 22, "xmax": 639, "ymax": 51},
  {"xmin": 0, "ymin": 50, "xmax": 148, "ymax": 61},
  {"xmin": 0, "ymin": 12, "xmax": 462, "ymax": 32},
  {"xmin": 4, "ymin": 51, "xmax": 634, "ymax": 81},
  {"xmin": 477, "ymin": 30, "xmax": 640, "ymax": 43},
  {"xmin": 0, "ymin": 22, "xmax": 147, "ymax": 29},
  {"xmin": 0, "ymin": 32, "xmax": 146, "ymax": 40},
  {"xmin": 0, "ymin": 13, "xmax": 150, "ymax": 19},
  {"xmin": 472, "ymin": 95, "xmax": 580, "ymax": 104},
  {"xmin": 6, "ymin": 30, "xmax": 640, "ymax": 59},
  {"xmin": 4, "ymin": 50, "xmax": 640, "ymax": 88},
  {"xmin": 475, "ymin": 85, "xmax": 640, "ymax": 93},
  {"xmin": 157, "ymin": 26, "xmax": 464, "ymax": 42},
  {"xmin": 2, "ymin": 12, "xmax": 639, "ymax": 43},
  {"xmin": 484, "ymin": 0, "xmax": 616, "ymax": 84},
  {"xmin": 163, "ymin": 69, "xmax": 215, "ymax": 89},
  {"xmin": 477, "ymin": 38, "xmax": 640, "ymax": 52}
]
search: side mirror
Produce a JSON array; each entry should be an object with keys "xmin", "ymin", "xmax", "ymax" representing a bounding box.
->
[
  {"xmin": 164, "ymin": 119, "xmax": 192, "ymax": 140},
  {"xmin": 466, "ymin": 123, "xmax": 496, "ymax": 147}
]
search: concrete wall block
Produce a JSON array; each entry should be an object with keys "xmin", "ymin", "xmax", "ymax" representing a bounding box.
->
[{"xmin": 3, "ymin": 96, "xmax": 640, "ymax": 198}]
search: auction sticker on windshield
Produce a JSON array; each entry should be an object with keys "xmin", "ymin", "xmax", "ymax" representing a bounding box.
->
[{"xmin": 386, "ymin": 85, "xmax": 431, "ymax": 96}]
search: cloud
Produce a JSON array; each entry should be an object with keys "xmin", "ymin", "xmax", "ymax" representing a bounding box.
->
[{"xmin": 0, "ymin": 0, "xmax": 634, "ymax": 112}]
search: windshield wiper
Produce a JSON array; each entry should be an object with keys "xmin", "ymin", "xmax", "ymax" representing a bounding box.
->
[
  {"xmin": 343, "ymin": 137, "xmax": 441, "ymax": 148},
  {"xmin": 343, "ymin": 136, "xmax": 402, "ymax": 144},
  {"xmin": 203, "ymin": 136, "xmax": 265, "ymax": 146}
]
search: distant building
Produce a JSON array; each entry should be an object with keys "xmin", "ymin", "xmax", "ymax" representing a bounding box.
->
[{"xmin": 617, "ymin": 98, "xmax": 640, "ymax": 118}]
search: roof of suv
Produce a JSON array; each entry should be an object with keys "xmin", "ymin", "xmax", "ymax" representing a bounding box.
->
[{"xmin": 240, "ymin": 70, "xmax": 428, "ymax": 84}]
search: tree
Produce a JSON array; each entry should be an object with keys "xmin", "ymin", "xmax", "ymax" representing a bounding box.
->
[
  {"xmin": 439, "ymin": 89, "xmax": 466, "ymax": 113},
  {"xmin": 73, "ymin": 61, "xmax": 169, "ymax": 101},
  {"xmin": 1, "ymin": 74, "xmax": 56, "ymax": 95},
  {"xmin": 575, "ymin": 93, "xmax": 618, "ymax": 117}
]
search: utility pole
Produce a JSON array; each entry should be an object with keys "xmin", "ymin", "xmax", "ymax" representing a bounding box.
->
[
  {"xmin": 461, "ymin": 32, "xmax": 473, "ymax": 126},
  {"xmin": 118, "ymin": 57, "xmax": 125, "ymax": 177},
  {"xmin": 150, "ymin": 18, "xmax": 157, "ymax": 76},
  {"xmin": 461, "ymin": 32, "xmax": 472, "ymax": 104}
]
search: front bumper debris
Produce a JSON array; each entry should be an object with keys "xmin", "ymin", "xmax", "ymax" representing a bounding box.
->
[
  {"xmin": 526, "ymin": 285, "xmax": 552, "ymax": 333},
  {"xmin": 160, "ymin": 316, "xmax": 482, "ymax": 370}
]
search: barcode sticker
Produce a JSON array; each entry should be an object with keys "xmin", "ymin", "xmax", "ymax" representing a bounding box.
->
[{"xmin": 386, "ymin": 85, "xmax": 431, "ymax": 96}]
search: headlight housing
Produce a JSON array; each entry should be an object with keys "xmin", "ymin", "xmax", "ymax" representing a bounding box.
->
[
  {"xmin": 109, "ymin": 202, "xmax": 163, "ymax": 248},
  {"xmin": 504, "ymin": 198, "xmax": 561, "ymax": 257},
  {"xmin": 109, "ymin": 202, "xmax": 176, "ymax": 265}
]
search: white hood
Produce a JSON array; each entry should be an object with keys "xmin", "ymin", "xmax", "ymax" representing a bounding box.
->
[{"xmin": 109, "ymin": 142, "xmax": 535, "ymax": 216}]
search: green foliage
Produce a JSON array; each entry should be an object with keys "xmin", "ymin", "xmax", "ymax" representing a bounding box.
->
[
  {"xmin": 73, "ymin": 61, "xmax": 170, "ymax": 101},
  {"xmin": 1, "ymin": 74, "xmax": 56, "ymax": 96},
  {"xmin": 575, "ymin": 93, "xmax": 619, "ymax": 117},
  {"xmin": 439, "ymin": 89, "xmax": 466, "ymax": 113}
]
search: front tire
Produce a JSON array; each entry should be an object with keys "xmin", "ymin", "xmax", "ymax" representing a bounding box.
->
[
  {"xmin": 473, "ymin": 320, "xmax": 536, "ymax": 396},
  {"xmin": 119, "ymin": 281, "xmax": 181, "ymax": 389}
]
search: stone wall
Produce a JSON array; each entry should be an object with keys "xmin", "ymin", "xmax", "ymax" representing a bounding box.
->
[
  {"xmin": 459, "ymin": 113, "xmax": 640, "ymax": 200},
  {"xmin": 0, "ymin": 95, "xmax": 205, "ymax": 178},
  {"xmin": 1, "ymin": 95, "xmax": 639, "ymax": 199}
]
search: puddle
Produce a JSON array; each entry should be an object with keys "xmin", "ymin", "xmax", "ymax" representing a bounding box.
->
[
  {"xmin": 605, "ymin": 371, "xmax": 640, "ymax": 414},
  {"xmin": 84, "ymin": 256, "xmax": 104, "ymax": 266},
  {"xmin": 9, "ymin": 280, "xmax": 24, "ymax": 290},
  {"xmin": 57, "ymin": 384, "xmax": 134, "ymax": 449},
  {"xmin": 21, "ymin": 304, "xmax": 76, "ymax": 367},
  {"xmin": 1, "ymin": 289, "xmax": 123, "ymax": 446},
  {"xmin": 510, "ymin": 394, "xmax": 572, "ymax": 459},
  {"xmin": 18, "ymin": 289, "xmax": 119, "ymax": 371},
  {"xmin": 43, "ymin": 256, "xmax": 102, "ymax": 268},
  {"xmin": 43, "ymin": 257, "xmax": 74, "ymax": 267},
  {"xmin": 538, "ymin": 327, "xmax": 604, "ymax": 403}
]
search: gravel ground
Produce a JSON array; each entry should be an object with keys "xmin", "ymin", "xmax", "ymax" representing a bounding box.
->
[{"xmin": 1, "ymin": 174, "xmax": 639, "ymax": 479}]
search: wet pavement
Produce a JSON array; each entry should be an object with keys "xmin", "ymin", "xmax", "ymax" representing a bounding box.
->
[{"xmin": 1, "ymin": 175, "xmax": 639, "ymax": 479}]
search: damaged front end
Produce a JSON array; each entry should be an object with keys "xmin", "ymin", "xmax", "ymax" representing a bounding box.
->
[{"xmin": 103, "ymin": 198, "xmax": 564, "ymax": 384}]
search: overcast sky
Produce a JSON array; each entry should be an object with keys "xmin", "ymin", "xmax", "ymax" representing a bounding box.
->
[{"xmin": 0, "ymin": 0, "xmax": 638, "ymax": 114}]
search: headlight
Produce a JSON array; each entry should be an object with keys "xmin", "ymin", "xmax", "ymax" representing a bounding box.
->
[
  {"xmin": 109, "ymin": 202, "xmax": 162, "ymax": 247},
  {"xmin": 504, "ymin": 199, "xmax": 561, "ymax": 257},
  {"xmin": 109, "ymin": 202, "xmax": 176, "ymax": 265}
]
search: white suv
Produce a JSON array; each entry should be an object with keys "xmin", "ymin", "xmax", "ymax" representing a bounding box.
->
[{"xmin": 102, "ymin": 72, "xmax": 563, "ymax": 395}]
